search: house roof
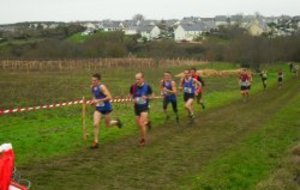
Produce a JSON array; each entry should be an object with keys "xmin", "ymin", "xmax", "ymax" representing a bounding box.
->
[
  {"xmin": 164, "ymin": 19, "xmax": 179, "ymax": 27},
  {"xmin": 122, "ymin": 20, "xmax": 138, "ymax": 27},
  {"xmin": 202, "ymin": 22, "xmax": 217, "ymax": 30},
  {"xmin": 137, "ymin": 25, "xmax": 157, "ymax": 33},
  {"xmin": 243, "ymin": 15, "xmax": 256, "ymax": 23},
  {"xmin": 179, "ymin": 23, "xmax": 204, "ymax": 31},
  {"xmin": 182, "ymin": 16, "xmax": 201, "ymax": 22},
  {"xmin": 137, "ymin": 20, "xmax": 158, "ymax": 26},
  {"xmin": 124, "ymin": 26, "xmax": 139, "ymax": 31},
  {"xmin": 215, "ymin": 16, "xmax": 228, "ymax": 22},
  {"xmin": 292, "ymin": 16, "xmax": 300, "ymax": 22},
  {"xmin": 230, "ymin": 15, "xmax": 244, "ymax": 22},
  {"xmin": 101, "ymin": 21, "xmax": 122, "ymax": 28},
  {"xmin": 263, "ymin": 16, "xmax": 278, "ymax": 23},
  {"xmin": 200, "ymin": 18, "xmax": 214, "ymax": 22}
]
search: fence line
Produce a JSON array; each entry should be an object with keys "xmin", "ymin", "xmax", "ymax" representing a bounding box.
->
[{"xmin": 0, "ymin": 96, "xmax": 162, "ymax": 116}]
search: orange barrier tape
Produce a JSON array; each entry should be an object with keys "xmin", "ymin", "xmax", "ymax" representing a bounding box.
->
[{"xmin": 0, "ymin": 96, "xmax": 162, "ymax": 116}]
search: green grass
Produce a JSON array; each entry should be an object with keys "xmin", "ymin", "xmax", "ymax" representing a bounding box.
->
[
  {"xmin": 67, "ymin": 30, "xmax": 119, "ymax": 43},
  {"xmin": 0, "ymin": 62, "xmax": 293, "ymax": 167},
  {"xmin": 13, "ymin": 64, "xmax": 299, "ymax": 190},
  {"xmin": 179, "ymin": 82, "xmax": 300, "ymax": 190},
  {"xmin": 256, "ymin": 143, "xmax": 300, "ymax": 190},
  {"xmin": 67, "ymin": 32, "xmax": 89, "ymax": 43},
  {"xmin": 0, "ymin": 62, "xmax": 298, "ymax": 190},
  {"xmin": 0, "ymin": 38, "xmax": 43, "ymax": 47}
]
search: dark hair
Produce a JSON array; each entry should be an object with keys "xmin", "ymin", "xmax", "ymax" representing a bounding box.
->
[
  {"xmin": 164, "ymin": 71, "xmax": 171, "ymax": 74},
  {"xmin": 92, "ymin": 73, "xmax": 101, "ymax": 80},
  {"xmin": 191, "ymin": 67, "xmax": 197, "ymax": 71}
]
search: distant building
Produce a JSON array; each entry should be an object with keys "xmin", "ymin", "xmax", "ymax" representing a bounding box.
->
[
  {"xmin": 215, "ymin": 16, "xmax": 229, "ymax": 26},
  {"xmin": 174, "ymin": 24, "xmax": 204, "ymax": 41},
  {"xmin": 123, "ymin": 26, "xmax": 139, "ymax": 35},
  {"xmin": 138, "ymin": 25, "xmax": 161, "ymax": 40},
  {"xmin": 83, "ymin": 23, "xmax": 97, "ymax": 30},
  {"xmin": 101, "ymin": 20, "xmax": 123, "ymax": 31},
  {"xmin": 245, "ymin": 19, "xmax": 269, "ymax": 36},
  {"xmin": 230, "ymin": 15, "xmax": 244, "ymax": 25}
]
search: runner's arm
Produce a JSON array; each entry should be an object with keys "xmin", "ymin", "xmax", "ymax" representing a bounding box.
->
[
  {"xmin": 179, "ymin": 77, "xmax": 184, "ymax": 91},
  {"xmin": 96, "ymin": 85, "xmax": 112, "ymax": 103},
  {"xmin": 160, "ymin": 80, "xmax": 164, "ymax": 95},
  {"xmin": 142, "ymin": 85, "xmax": 154, "ymax": 100},
  {"xmin": 171, "ymin": 81, "xmax": 177, "ymax": 95},
  {"xmin": 193, "ymin": 78, "xmax": 201, "ymax": 89}
]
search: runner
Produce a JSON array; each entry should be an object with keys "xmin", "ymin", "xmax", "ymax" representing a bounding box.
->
[
  {"xmin": 130, "ymin": 72, "xmax": 153, "ymax": 147},
  {"xmin": 278, "ymin": 70, "xmax": 284, "ymax": 88},
  {"xmin": 247, "ymin": 70, "xmax": 253, "ymax": 91},
  {"xmin": 260, "ymin": 70, "xmax": 268, "ymax": 90},
  {"xmin": 239, "ymin": 69, "xmax": 250, "ymax": 102},
  {"xmin": 180, "ymin": 69, "xmax": 202, "ymax": 124},
  {"xmin": 160, "ymin": 71, "xmax": 179, "ymax": 123},
  {"xmin": 90, "ymin": 73, "xmax": 122, "ymax": 149},
  {"xmin": 289, "ymin": 63, "xmax": 294, "ymax": 72},
  {"xmin": 294, "ymin": 64, "xmax": 299, "ymax": 78},
  {"xmin": 190, "ymin": 67, "xmax": 206, "ymax": 110}
]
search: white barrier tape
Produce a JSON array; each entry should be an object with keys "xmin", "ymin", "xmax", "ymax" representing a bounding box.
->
[{"xmin": 0, "ymin": 96, "xmax": 162, "ymax": 116}]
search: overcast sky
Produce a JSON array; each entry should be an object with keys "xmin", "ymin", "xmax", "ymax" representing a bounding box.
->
[{"xmin": 1, "ymin": 0, "xmax": 299, "ymax": 24}]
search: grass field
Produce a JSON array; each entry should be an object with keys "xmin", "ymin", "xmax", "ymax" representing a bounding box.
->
[{"xmin": 0, "ymin": 61, "xmax": 299, "ymax": 189}]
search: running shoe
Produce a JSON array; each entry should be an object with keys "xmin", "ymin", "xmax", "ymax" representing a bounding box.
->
[
  {"xmin": 90, "ymin": 141, "xmax": 99, "ymax": 149},
  {"xmin": 139, "ymin": 138, "xmax": 145, "ymax": 147},
  {"xmin": 116, "ymin": 118, "xmax": 123, "ymax": 128}
]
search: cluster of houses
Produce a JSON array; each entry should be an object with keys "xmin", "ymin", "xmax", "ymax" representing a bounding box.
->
[
  {"xmin": 1, "ymin": 15, "xmax": 300, "ymax": 42},
  {"xmin": 79, "ymin": 15, "xmax": 300, "ymax": 41}
]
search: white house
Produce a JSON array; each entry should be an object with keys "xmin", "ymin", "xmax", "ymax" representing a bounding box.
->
[
  {"xmin": 230, "ymin": 15, "xmax": 244, "ymax": 25},
  {"xmin": 100, "ymin": 21, "xmax": 123, "ymax": 31},
  {"xmin": 292, "ymin": 16, "xmax": 300, "ymax": 28},
  {"xmin": 123, "ymin": 26, "xmax": 138, "ymax": 35},
  {"xmin": 215, "ymin": 16, "xmax": 229, "ymax": 26},
  {"xmin": 48, "ymin": 23, "xmax": 59, "ymax": 29},
  {"xmin": 245, "ymin": 19, "xmax": 269, "ymax": 36},
  {"xmin": 174, "ymin": 24, "xmax": 204, "ymax": 41},
  {"xmin": 83, "ymin": 23, "xmax": 97, "ymax": 30},
  {"xmin": 264, "ymin": 16, "xmax": 279, "ymax": 24},
  {"xmin": 138, "ymin": 25, "xmax": 161, "ymax": 40}
]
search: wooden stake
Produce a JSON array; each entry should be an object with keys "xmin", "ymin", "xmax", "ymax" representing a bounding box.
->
[{"xmin": 82, "ymin": 96, "xmax": 87, "ymax": 141}]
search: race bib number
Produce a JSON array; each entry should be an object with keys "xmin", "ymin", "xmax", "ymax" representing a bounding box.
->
[
  {"xmin": 96, "ymin": 102, "xmax": 105, "ymax": 107},
  {"xmin": 240, "ymin": 81, "xmax": 248, "ymax": 86},
  {"xmin": 184, "ymin": 87, "xmax": 192, "ymax": 93},
  {"xmin": 163, "ymin": 89, "xmax": 171, "ymax": 95},
  {"xmin": 135, "ymin": 97, "xmax": 146, "ymax": 105}
]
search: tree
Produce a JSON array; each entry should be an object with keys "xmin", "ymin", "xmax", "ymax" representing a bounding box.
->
[{"xmin": 132, "ymin": 14, "xmax": 145, "ymax": 21}]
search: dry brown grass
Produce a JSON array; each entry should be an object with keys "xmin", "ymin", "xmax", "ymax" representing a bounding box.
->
[
  {"xmin": 0, "ymin": 58, "xmax": 208, "ymax": 72},
  {"xmin": 175, "ymin": 68, "xmax": 245, "ymax": 78}
]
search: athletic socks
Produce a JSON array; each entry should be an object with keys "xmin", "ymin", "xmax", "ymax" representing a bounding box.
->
[{"xmin": 109, "ymin": 119, "xmax": 123, "ymax": 128}]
